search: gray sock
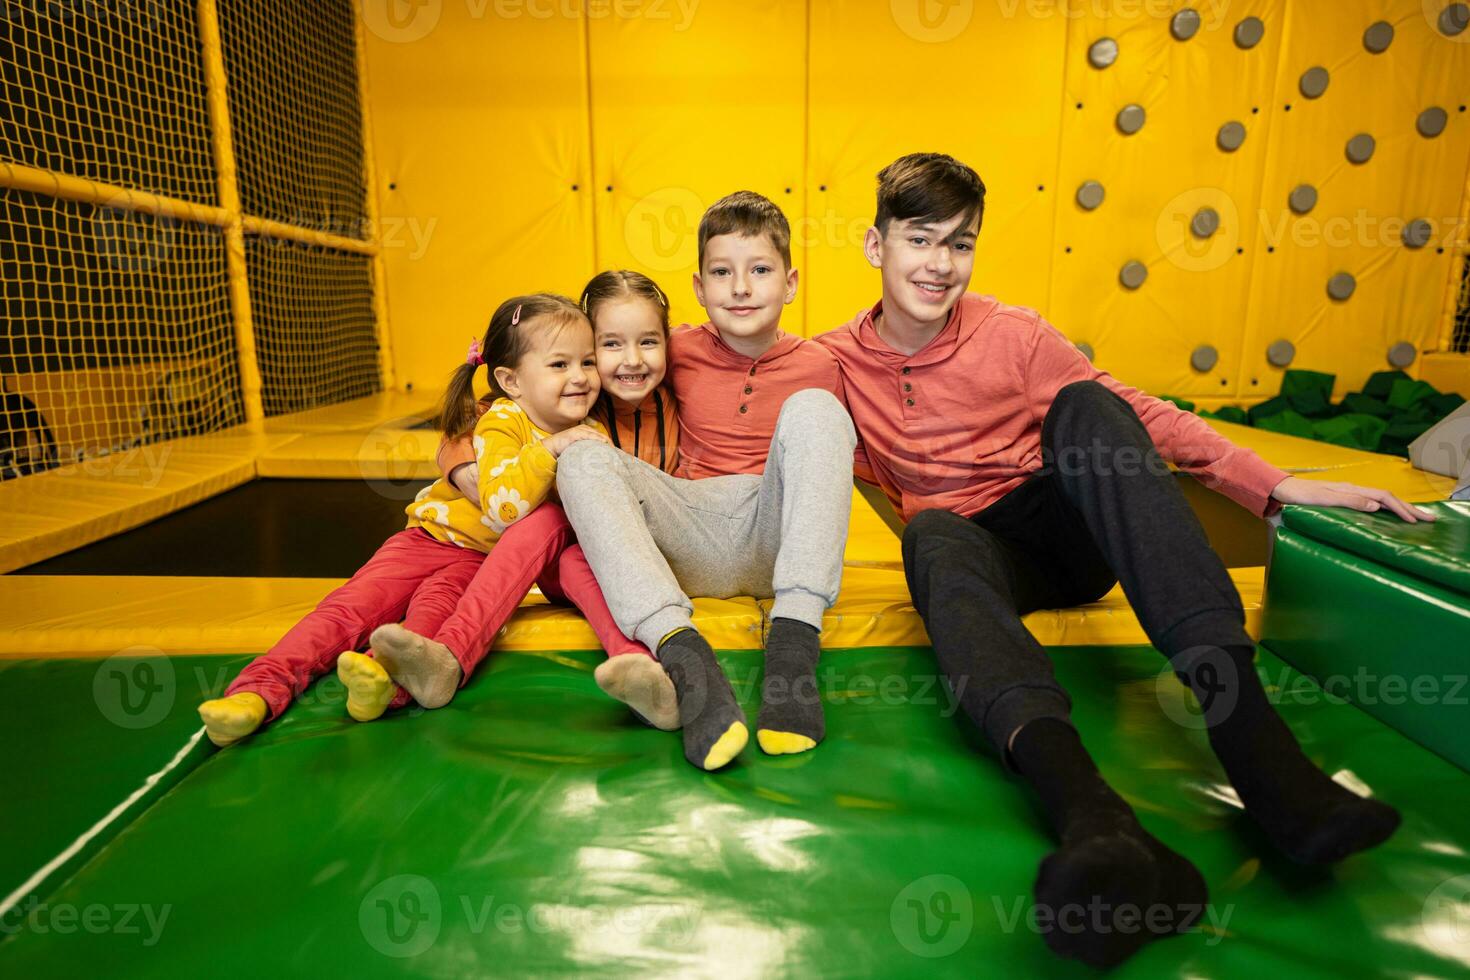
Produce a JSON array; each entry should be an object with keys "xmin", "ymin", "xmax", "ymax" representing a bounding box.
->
[{"xmin": 658, "ymin": 630, "xmax": 747, "ymax": 770}]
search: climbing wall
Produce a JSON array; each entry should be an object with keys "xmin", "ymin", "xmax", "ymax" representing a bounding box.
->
[{"xmin": 358, "ymin": 1, "xmax": 1470, "ymax": 399}]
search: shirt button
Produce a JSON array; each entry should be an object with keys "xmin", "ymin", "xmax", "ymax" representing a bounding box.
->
[
  {"xmin": 903, "ymin": 383, "xmax": 912, "ymax": 392},
  {"xmin": 744, "ymin": 386, "xmax": 753, "ymax": 394},
  {"xmin": 749, "ymin": 366, "xmax": 757, "ymax": 376},
  {"xmin": 905, "ymin": 398, "xmax": 915, "ymax": 407},
  {"xmin": 740, "ymin": 405, "xmax": 748, "ymax": 413},
  {"xmin": 902, "ymin": 367, "xmax": 911, "ymax": 375}
]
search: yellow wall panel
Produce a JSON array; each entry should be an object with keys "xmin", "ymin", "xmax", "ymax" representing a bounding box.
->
[
  {"xmin": 1049, "ymin": 0, "xmax": 1285, "ymax": 399},
  {"xmin": 586, "ymin": 0, "xmax": 806, "ymax": 332},
  {"xmin": 360, "ymin": 4, "xmax": 594, "ymax": 392},
  {"xmin": 1239, "ymin": 0, "xmax": 1470, "ymax": 397},
  {"xmin": 805, "ymin": 0, "xmax": 1067, "ymax": 336}
]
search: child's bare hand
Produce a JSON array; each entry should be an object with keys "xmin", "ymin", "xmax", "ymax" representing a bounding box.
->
[
  {"xmin": 540, "ymin": 426, "xmax": 610, "ymax": 458},
  {"xmin": 449, "ymin": 462, "xmax": 479, "ymax": 502}
]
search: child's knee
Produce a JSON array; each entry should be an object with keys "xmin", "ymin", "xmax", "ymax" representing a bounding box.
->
[
  {"xmin": 777, "ymin": 388, "xmax": 855, "ymax": 445},
  {"xmin": 555, "ymin": 439, "xmax": 623, "ymax": 490}
]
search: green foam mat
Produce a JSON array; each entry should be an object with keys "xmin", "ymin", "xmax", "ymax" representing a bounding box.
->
[
  {"xmin": 3, "ymin": 646, "xmax": 1469, "ymax": 976},
  {"xmin": 1280, "ymin": 501, "xmax": 1470, "ymax": 597},
  {"xmin": 1261, "ymin": 528, "xmax": 1470, "ymax": 772}
]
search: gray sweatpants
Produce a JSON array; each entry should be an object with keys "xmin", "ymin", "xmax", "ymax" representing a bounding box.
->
[{"xmin": 556, "ymin": 388, "xmax": 857, "ymax": 651}]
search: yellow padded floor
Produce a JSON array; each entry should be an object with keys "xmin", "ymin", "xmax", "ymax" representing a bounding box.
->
[{"xmin": 0, "ymin": 566, "xmax": 1264, "ymax": 658}]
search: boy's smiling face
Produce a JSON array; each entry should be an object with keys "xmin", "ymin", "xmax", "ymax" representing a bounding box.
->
[
  {"xmin": 865, "ymin": 211, "xmax": 978, "ymax": 331},
  {"xmin": 693, "ymin": 232, "xmax": 798, "ymax": 351}
]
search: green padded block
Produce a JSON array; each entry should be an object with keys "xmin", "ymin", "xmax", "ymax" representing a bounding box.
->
[
  {"xmin": 1281, "ymin": 501, "xmax": 1470, "ymax": 596},
  {"xmin": 1208, "ymin": 405, "xmax": 1249, "ymax": 425},
  {"xmin": 1280, "ymin": 369, "xmax": 1336, "ymax": 400},
  {"xmin": 1255, "ymin": 410, "xmax": 1315, "ymax": 439},
  {"xmin": 1341, "ymin": 393, "xmax": 1392, "ymax": 418},
  {"xmin": 1388, "ymin": 379, "xmax": 1439, "ymax": 412},
  {"xmin": 1311, "ymin": 413, "xmax": 1387, "ymax": 451},
  {"xmin": 1429, "ymin": 392, "xmax": 1466, "ymax": 417},
  {"xmin": 1363, "ymin": 370, "xmax": 1412, "ymax": 401},
  {"xmin": 6, "ymin": 645, "xmax": 1470, "ymax": 976},
  {"xmin": 1262, "ymin": 527, "xmax": 1470, "ymax": 771},
  {"xmin": 1246, "ymin": 395, "xmax": 1290, "ymax": 426}
]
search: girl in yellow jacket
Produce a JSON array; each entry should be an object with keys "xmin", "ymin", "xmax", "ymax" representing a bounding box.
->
[{"xmin": 198, "ymin": 293, "xmax": 610, "ymax": 746}]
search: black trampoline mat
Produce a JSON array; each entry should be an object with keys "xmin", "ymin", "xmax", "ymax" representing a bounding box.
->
[{"xmin": 14, "ymin": 479, "xmax": 428, "ymax": 577}]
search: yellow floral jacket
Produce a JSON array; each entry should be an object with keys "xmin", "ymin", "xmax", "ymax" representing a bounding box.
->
[{"xmin": 405, "ymin": 398, "xmax": 605, "ymax": 552}]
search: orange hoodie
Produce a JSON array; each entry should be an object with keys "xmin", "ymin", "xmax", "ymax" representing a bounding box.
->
[{"xmin": 817, "ymin": 293, "xmax": 1291, "ymax": 522}]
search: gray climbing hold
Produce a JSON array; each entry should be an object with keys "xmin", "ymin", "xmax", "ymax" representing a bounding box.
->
[
  {"xmin": 1116, "ymin": 104, "xmax": 1146, "ymax": 135},
  {"xmin": 1089, "ymin": 37, "xmax": 1118, "ymax": 69},
  {"xmin": 1076, "ymin": 181, "xmax": 1105, "ymax": 210},
  {"xmin": 1191, "ymin": 207, "xmax": 1220, "ymax": 238},
  {"xmin": 1388, "ymin": 342, "xmax": 1417, "ymax": 368},
  {"xmin": 1191, "ymin": 345, "xmax": 1219, "ymax": 372},
  {"xmin": 1418, "ymin": 106, "xmax": 1449, "ymax": 138},
  {"xmin": 1346, "ymin": 133, "xmax": 1375, "ymax": 164},
  {"xmin": 1403, "ymin": 219, "xmax": 1433, "ymax": 249},
  {"xmin": 1289, "ymin": 184, "xmax": 1318, "ymax": 214},
  {"xmin": 1234, "ymin": 16, "xmax": 1264, "ymax": 49},
  {"xmin": 1363, "ymin": 20, "xmax": 1394, "ymax": 53},
  {"xmin": 1217, "ymin": 121, "xmax": 1246, "ymax": 151},
  {"xmin": 1119, "ymin": 261, "xmax": 1148, "ymax": 289},
  {"xmin": 1171, "ymin": 9, "xmax": 1201, "ymax": 40},
  {"xmin": 1327, "ymin": 272, "xmax": 1357, "ymax": 301},
  {"xmin": 1299, "ymin": 66, "xmax": 1329, "ymax": 99},
  {"xmin": 1267, "ymin": 340, "xmax": 1296, "ymax": 368},
  {"xmin": 1075, "ymin": 342, "xmax": 1095, "ymax": 362},
  {"xmin": 1440, "ymin": 3, "xmax": 1469, "ymax": 36}
]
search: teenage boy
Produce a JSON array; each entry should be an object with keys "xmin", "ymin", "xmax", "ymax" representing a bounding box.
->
[
  {"xmin": 555, "ymin": 191, "xmax": 857, "ymax": 772},
  {"xmin": 817, "ymin": 152, "xmax": 1435, "ymax": 968}
]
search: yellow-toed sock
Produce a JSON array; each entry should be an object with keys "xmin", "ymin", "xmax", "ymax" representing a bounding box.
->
[
  {"xmin": 703, "ymin": 721, "xmax": 749, "ymax": 771},
  {"xmin": 337, "ymin": 651, "xmax": 395, "ymax": 722},
  {"xmin": 198, "ymin": 692, "xmax": 267, "ymax": 747},
  {"xmin": 756, "ymin": 729, "xmax": 817, "ymax": 756}
]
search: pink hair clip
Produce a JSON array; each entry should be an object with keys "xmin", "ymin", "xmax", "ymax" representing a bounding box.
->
[
  {"xmin": 511, "ymin": 303, "xmax": 523, "ymax": 326},
  {"xmin": 466, "ymin": 338, "xmax": 484, "ymax": 367}
]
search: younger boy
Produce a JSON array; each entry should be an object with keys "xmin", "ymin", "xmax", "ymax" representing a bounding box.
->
[
  {"xmin": 817, "ymin": 152, "xmax": 1433, "ymax": 969},
  {"xmin": 556, "ymin": 192, "xmax": 857, "ymax": 771}
]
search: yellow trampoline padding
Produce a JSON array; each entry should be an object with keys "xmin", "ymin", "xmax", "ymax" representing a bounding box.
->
[
  {"xmin": 0, "ymin": 567, "xmax": 1263, "ymax": 659},
  {"xmin": 254, "ymin": 429, "xmax": 443, "ymax": 480},
  {"xmin": 254, "ymin": 389, "xmax": 441, "ymax": 435},
  {"xmin": 0, "ymin": 429, "xmax": 302, "ymax": 574}
]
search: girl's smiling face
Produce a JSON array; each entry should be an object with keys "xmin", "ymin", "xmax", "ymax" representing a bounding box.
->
[{"xmin": 594, "ymin": 297, "xmax": 667, "ymax": 405}]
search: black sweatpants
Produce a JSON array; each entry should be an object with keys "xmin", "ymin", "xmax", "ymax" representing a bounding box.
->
[{"xmin": 901, "ymin": 380, "xmax": 1255, "ymax": 764}]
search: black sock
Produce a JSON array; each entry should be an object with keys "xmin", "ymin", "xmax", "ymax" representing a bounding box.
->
[
  {"xmin": 1011, "ymin": 718, "xmax": 1208, "ymax": 970},
  {"xmin": 1177, "ymin": 645, "xmax": 1401, "ymax": 864},
  {"xmin": 756, "ymin": 618, "xmax": 824, "ymax": 753},
  {"xmin": 657, "ymin": 630, "xmax": 747, "ymax": 771}
]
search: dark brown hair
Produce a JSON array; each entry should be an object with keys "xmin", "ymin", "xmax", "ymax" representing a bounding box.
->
[
  {"xmin": 874, "ymin": 153, "xmax": 987, "ymax": 236},
  {"xmin": 438, "ymin": 293, "xmax": 587, "ymax": 438},
  {"xmin": 579, "ymin": 269, "xmax": 670, "ymax": 333},
  {"xmin": 697, "ymin": 190, "xmax": 792, "ymax": 270}
]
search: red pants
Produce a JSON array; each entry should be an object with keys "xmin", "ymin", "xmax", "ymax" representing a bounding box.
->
[
  {"xmin": 436, "ymin": 503, "xmax": 650, "ymax": 681},
  {"xmin": 228, "ymin": 508, "xmax": 648, "ymax": 722}
]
